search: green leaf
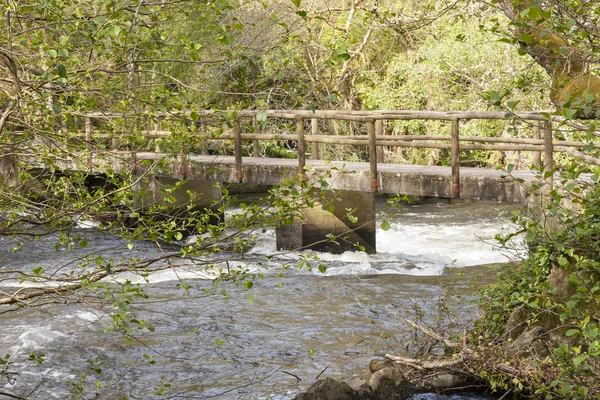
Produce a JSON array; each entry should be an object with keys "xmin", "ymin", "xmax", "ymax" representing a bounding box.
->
[
  {"xmin": 47, "ymin": 49, "xmax": 58, "ymax": 58},
  {"xmin": 381, "ymin": 220, "xmax": 391, "ymax": 231},
  {"xmin": 291, "ymin": 0, "xmax": 301, "ymax": 7},
  {"xmin": 325, "ymin": 94, "xmax": 337, "ymax": 102},
  {"xmin": 248, "ymin": 292, "xmax": 254, "ymax": 304},
  {"xmin": 333, "ymin": 38, "xmax": 350, "ymax": 61},
  {"xmin": 57, "ymin": 64, "xmax": 67, "ymax": 78},
  {"xmin": 573, "ymin": 354, "xmax": 587, "ymax": 366},
  {"xmin": 497, "ymin": 38, "xmax": 514, "ymax": 44},
  {"xmin": 321, "ymin": 204, "xmax": 334, "ymax": 212},
  {"xmin": 296, "ymin": 10, "xmax": 307, "ymax": 19},
  {"xmin": 32, "ymin": 266, "xmax": 44, "ymax": 275},
  {"xmin": 566, "ymin": 328, "xmax": 581, "ymax": 337},
  {"xmin": 256, "ymin": 111, "xmax": 267, "ymax": 122},
  {"xmin": 108, "ymin": 25, "xmax": 121, "ymax": 37},
  {"xmin": 52, "ymin": 104, "xmax": 62, "ymax": 114},
  {"xmin": 244, "ymin": 280, "xmax": 253, "ymax": 289},
  {"xmin": 318, "ymin": 263, "xmax": 327, "ymax": 274},
  {"xmin": 562, "ymin": 108, "xmax": 577, "ymax": 119},
  {"xmin": 527, "ymin": 6, "xmax": 539, "ymax": 19},
  {"xmin": 216, "ymin": 34, "xmax": 233, "ymax": 45},
  {"xmin": 518, "ymin": 33, "xmax": 533, "ymax": 44},
  {"xmin": 558, "ymin": 256, "xmax": 569, "ymax": 266},
  {"xmin": 507, "ymin": 100, "xmax": 520, "ymax": 110}
]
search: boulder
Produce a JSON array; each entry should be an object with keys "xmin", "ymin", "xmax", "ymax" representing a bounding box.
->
[
  {"xmin": 369, "ymin": 367, "xmax": 419, "ymax": 400},
  {"xmin": 423, "ymin": 373, "xmax": 466, "ymax": 391},
  {"xmin": 295, "ymin": 377, "xmax": 358, "ymax": 400}
]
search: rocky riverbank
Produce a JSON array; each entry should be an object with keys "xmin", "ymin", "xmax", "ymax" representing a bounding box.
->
[{"xmin": 295, "ymin": 363, "xmax": 495, "ymax": 400}]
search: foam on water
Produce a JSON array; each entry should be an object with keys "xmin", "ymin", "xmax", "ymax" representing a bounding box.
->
[
  {"xmin": 64, "ymin": 311, "xmax": 102, "ymax": 322},
  {"xmin": 377, "ymin": 220, "xmax": 509, "ymax": 267},
  {"xmin": 114, "ymin": 267, "xmax": 218, "ymax": 284},
  {"xmin": 7, "ymin": 327, "xmax": 67, "ymax": 352}
]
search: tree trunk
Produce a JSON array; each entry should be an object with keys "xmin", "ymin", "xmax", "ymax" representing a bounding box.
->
[{"xmin": 497, "ymin": 0, "xmax": 600, "ymax": 116}]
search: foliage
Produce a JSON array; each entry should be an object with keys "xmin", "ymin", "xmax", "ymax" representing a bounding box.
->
[
  {"xmin": 475, "ymin": 165, "xmax": 600, "ymax": 397},
  {"xmin": 357, "ymin": 8, "xmax": 549, "ymax": 113}
]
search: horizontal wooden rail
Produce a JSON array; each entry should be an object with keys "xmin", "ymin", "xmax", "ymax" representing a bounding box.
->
[
  {"xmin": 176, "ymin": 133, "xmax": 600, "ymax": 150},
  {"xmin": 70, "ymin": 109, "xmax": 554, "ymax": 121}
]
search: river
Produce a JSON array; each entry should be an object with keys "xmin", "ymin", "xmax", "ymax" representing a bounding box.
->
[{"xmin": 0, "ymin": 197, "xmax": 523, "ymax": 399}]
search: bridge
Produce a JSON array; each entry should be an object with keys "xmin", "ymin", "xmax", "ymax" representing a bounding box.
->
[{"xmin": 18, "ymin": 109, "xmax": 600, "ymax": 253}]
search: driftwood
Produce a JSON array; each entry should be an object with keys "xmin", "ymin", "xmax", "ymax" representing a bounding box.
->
[{"xmin": 382, "ymin": 318, "xmax": 532, "ymax": 392}]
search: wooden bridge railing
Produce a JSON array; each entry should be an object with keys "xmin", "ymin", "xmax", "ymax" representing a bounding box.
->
[{"xmin": 70, "ymin": 110, "xmax": 600, "ymax": 196}]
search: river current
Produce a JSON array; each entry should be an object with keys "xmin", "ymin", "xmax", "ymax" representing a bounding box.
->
[{"xmin": 0, "ymin": 198, "xmax": 523, "ymax": 399}]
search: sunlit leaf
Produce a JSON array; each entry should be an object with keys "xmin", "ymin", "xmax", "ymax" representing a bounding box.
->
[{"xmin": 381, "ymin": 220, "xmax": 391, "ymax": 231}]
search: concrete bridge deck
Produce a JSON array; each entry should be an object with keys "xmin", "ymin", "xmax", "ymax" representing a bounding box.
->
[{"xmin": 128, "ymin": 153, "xmax": 539, "ymax": 202}]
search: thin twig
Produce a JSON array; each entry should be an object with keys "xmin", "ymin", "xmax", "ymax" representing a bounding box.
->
[{"xmin": 315, "ymin": 339, "xmax": 366, "ymax": 380}]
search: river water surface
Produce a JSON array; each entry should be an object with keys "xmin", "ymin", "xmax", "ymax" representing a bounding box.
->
[{"xmin": 0, "ymin": 198, "xmax": 523, "ymax": 399}]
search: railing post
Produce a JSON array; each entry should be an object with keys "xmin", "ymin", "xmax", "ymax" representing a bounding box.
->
[
  {"xmin": 367, "ymin": 120, "xmax": 378, "ymax": 191},
  {"xmin": 153, "ymin": 118, "xmax": 161, "ymax": 152},
  {"xmin": 533, "ymin": 120, "xmax": 541, "ymax": 169},
  {"xmin": 233, "ymin": 119, "xmax": 243, "ymax": 182},
  {"xmin": 311, "ymin": 118, "xmax": 319, "ymax": 160},
  {"xmin": 451, "ymin": 118, "xmax": 461, "ymax": 197},
  {"xmin": 543, "ymin": 119, "xmax": 553, "ymax": 189},
  {"xmin": 296, "ymin": 118, "xmax": 306, "ymax": 177},
  {"xmin": 154, "ymin": 120, "xmax": 161, "ymax": 153},
  {"xmin": 375, "ymin": 119, "xmax": 384, "ymax": 163},
  {"xmin": 252, "ymin": 118, "xmax": 260, "ymax": 157},
  {"xmin": 112, "ymin": 128, "xmax": 119, "ymax": 150},
  {"xmin": 85, "ymin": 117, "xmax": 92, "ymax": 150},
  {"xmin": 85, "ymin": 117, "xmax": 92, "ymax": 166},
  {"xmin": 200, "ymin": 119, "xmax": 208, "ymax": 155},
  {"xmin": 179, "ymin": 152, "xmax": 188, "ymax": 179}
]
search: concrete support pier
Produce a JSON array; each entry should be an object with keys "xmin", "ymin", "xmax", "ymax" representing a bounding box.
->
[
  {"xmin": 0, "ymin": 152, "xmax": 18, "ymax": 189},
  {"xmin": 276, "ymin": 190, "xmax": 376, "ymax": 254},
  {"xmin": 134, "ymin": 176, "xmax": 223, "ymax": 217}
]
